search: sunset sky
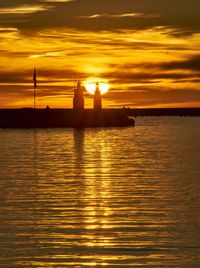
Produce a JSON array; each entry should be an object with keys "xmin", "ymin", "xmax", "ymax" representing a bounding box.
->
[{"xmin": 1, "ymin": 0, "xmax": 200, "ymax": 108}]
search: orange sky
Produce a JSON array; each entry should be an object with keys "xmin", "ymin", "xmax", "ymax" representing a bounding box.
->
[{"xmin": 0, "ymin": 0, "xmax": 200, "ymax": 108}]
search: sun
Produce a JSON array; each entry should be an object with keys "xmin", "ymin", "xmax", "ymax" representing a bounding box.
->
[{"xmin": 84, "ymin": 80, "xmax": 109, "ymax": 95}]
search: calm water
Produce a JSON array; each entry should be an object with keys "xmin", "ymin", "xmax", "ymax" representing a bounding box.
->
[{"xmin": 0, "ymin": 117, "xmax": 200, "ymax": 267}]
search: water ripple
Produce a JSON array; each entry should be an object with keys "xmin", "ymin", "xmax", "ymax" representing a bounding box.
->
[{"xmin": 0, "ymin": 117, "xmax": 200, "ymax": 267}]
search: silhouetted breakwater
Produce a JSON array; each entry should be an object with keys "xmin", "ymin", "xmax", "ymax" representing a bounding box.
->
[
  {"xmin": 0, "ymin": 109, "xmax": 135, "ymax": 128},
  {"xmin": 1, "ymin": 108, "xmax": 199, "ymax": 128}
]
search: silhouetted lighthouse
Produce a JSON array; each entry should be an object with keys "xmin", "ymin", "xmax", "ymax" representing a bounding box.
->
[
  {"xmin": 94, "ymin": 82, "xmax": 102, "ymax": 110},
  {"xmin": 73, "ymin": 81, "xmax": 84, "ymax": 111}
]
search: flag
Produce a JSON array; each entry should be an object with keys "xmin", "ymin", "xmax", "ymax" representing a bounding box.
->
[{"xmin": 33, "ymin": 67, "xmax": 37, "ymax": 88}]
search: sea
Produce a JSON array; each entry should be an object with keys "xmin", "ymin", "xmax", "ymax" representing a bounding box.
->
[{"xmin": 0, "ymin": 117, "xmax": 200, "ymax": 267}]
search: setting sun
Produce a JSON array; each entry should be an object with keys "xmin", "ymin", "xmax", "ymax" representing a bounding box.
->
[{"xmin": 84, "ymin": 81, "xmax": 109, "ymax": 95}]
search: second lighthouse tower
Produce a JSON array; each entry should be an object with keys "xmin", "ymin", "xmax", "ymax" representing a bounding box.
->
[{"xmin": 73, "ymin": 81, "xmax": 84, "ymax": 111}]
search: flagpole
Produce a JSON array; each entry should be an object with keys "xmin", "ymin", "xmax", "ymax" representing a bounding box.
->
[
  {"xmin": 33, "ymin": 67, "xmax": 36, "ymax": 109},
  {"xmin": 33, "ymin": 67, "xmax": 37, "ymax": 127},
  {"xmin": 34, "ymin": 83, "xmax": 36, "ymax": 110}
]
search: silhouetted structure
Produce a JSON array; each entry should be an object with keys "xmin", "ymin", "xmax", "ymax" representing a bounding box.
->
[
  {"xmin": 0, "ymin": 74, "xmax": 136, "ymax": 128},
  {"xmin": 73, "ymin": 81, "xmax": 84, "ymax": 111},
  {"xmin": 1, "ymin": 107, "xmax": 200, "ymax": 128},
  {"xmin": 94, "ymin": 82, "xmax": 102, "ymax": 110},
  {"xmin": 0, "ymin": 109, "xmax": 135, "ymax": 128}
]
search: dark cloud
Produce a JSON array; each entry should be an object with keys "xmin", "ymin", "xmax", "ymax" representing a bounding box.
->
[
  {"xmin": 0, "ymin": 69, "xmax": 30, "ymax": 83},
  {"xmin": 106, "ymin": 55, "xmax": 200, "ymax": 83},
  {"xmin": 161, "ymin": 55, "xmax": 200, "ymax": 71},
  {"xmin": 0, "ymin": 49, "xmax": 31, "ymax": 58},
  {"xmin": 104, "ymin": 69, "xmax": 200, "ymax": 86},
  {"xmin": 105, "ymin": 87, "xmax": 200, "ymax": 107},
  {"xmin": 0, "ymin": 68, "xmax": 86, "ymax": 84},
  {"xmin": 0, "ymin": 0, "xmax": 200, "ymax": 32}
]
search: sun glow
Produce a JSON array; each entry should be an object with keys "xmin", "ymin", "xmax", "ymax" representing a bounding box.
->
[{"xmin": 84, "ymin": 81, "xmax": 109, "ymax": 95}]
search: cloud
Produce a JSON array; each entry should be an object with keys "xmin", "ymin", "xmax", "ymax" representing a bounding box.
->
[
  {"xmin": 106, "ymin": 53, "xmax": 200, "ymax": 83},
  {"xmin": 0, "ymin": 15, "xmax": 200, "ymax": 108},
  {"xmin": 105, "ymin": 71, "xmax": 199, "ymax": 85},
  {"xmin": 105, "ymin": 86, "xmax": 200, "ymax": 107},
  {"xmin": 160, "ymin": 55, "xmax": 200, "ymax": 72},
  {"xmin": 0, "ymin": 27, "xmax": 18, "ymax": 32},
  {"xmin": 41, "ymin": 0, "xmax": 74, "ymax": 2},
  {"xmin": 0, "ymin": 0, "xmax": 199, "ymax": 33},
  {"xmin": 0, "ymin": 4, "xmax": 54, "ymax": 15},
  {"xmin": 0, "ymin": 68, "xmax": 85, "ymax": 84},
  {"xmin": 77, "ymin": 13, "xmax": 159, "ymax": 19},
  {"xmin": 29, "ymin": 51, "xmax": 65, "ymax": 58}
]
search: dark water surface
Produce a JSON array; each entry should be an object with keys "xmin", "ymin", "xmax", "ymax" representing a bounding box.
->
[{"xmin": 0, "ymin": 117, "xmax": 200, "ymax": 267}]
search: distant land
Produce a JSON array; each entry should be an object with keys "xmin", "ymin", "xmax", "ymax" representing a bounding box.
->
[
  {"xmin": 126, "ymin": 107, "xmax": 200, "ymax": 117},
  {"xmin": 1, "ymin": 107, "xmax": 200, "ymax": 116}
]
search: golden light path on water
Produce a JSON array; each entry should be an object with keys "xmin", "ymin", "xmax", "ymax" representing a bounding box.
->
[{"xmin": 0, "ymin": 117, "xmax": 200, "ymax": 267}]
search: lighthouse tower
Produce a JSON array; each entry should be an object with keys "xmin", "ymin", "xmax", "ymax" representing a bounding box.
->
[
  {"xmin": 73, "ymin": 81, "xmax": 84, "ymax": 111},
  {"xmin": 94, "ymin": 82, "xmax": 102, "ymax": 110}
]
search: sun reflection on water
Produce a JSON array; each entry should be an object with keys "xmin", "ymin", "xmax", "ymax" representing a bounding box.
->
[{"xmin": 1, "ymin": 119, "xmax": 200, "ymax": 267}]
